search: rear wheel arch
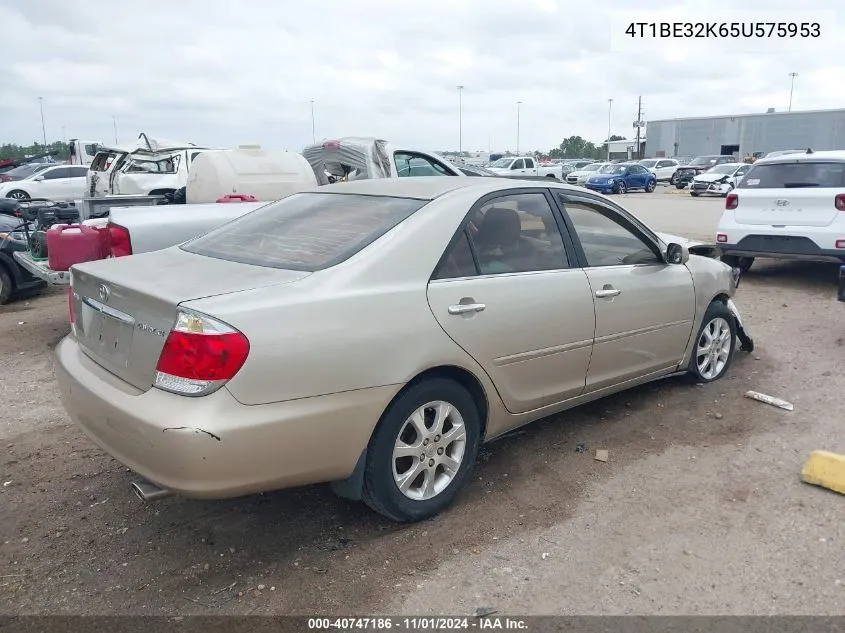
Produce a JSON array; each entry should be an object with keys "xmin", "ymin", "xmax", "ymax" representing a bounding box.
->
[
  {"xmin": 393, "ymin": 365, "xmax": 489, "ymax": 439},
  {"xmin": 330, "ymin": 365, "xmax": 490, "ymax": 505},
  {"xmin": 148, "ymin": 188, "xmax": 176, "ymax": 197}
]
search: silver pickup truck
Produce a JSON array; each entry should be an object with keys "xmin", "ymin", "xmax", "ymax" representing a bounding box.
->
[{"xmin": 14, "ymin": 201, "xmax": 265, "ymax": 285}]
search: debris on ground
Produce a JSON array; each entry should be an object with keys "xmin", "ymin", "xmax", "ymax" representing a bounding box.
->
[
  {"xmin": 474, "ymin": 607, "xmax": 498, "ymax": 618},
  {"xmin": 801, "ymin": 450, "xmax": 845, "ymax": 495},
  {"xmin": 541, "ymin": 552, "xmax": 550, "ymax": 560},
  {"xmin": 744, "ymin": 390, "xmax": 794, "ymax": 411},
  {"xmin": 575, "ymin": 443, "xmax": 587, "ymax": 454},
  {"xmin": 594, "ymin": 449, "xmax": 609, "ymax": 462},
  {"xmin": 714, "ymin": 413, "xmax": 724, "ymax": 420}
]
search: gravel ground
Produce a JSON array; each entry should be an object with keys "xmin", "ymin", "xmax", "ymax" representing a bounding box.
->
[{"xmin": 1, "ymin": 195, "xmax": 843, "ymax": 616}]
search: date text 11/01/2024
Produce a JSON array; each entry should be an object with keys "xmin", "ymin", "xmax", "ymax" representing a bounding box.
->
[
  {"xmin": 624, "ymin": 22, "xmax": 820, "ymax": 38},
  {"xmin": 308, "ymin": 617, "xmax": 528, "ymax": 630}
]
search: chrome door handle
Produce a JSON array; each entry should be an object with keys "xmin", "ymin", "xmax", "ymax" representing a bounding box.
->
[
  {"xmin": 448, "ymin": 303, "xmax": 486, "ymax": 315},
  {"xmin": 595, "ymin": 288, "xmax": 621, "ymax": 298}
]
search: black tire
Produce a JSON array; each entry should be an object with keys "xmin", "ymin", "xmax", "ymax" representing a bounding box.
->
[
  {"xmin": 645, "ymin": 179, "xmax": 656, "ymax": 193},
  {"xmin": 6, "ymin": 190, "xmax": 29, "ymax": 200},
  {"xmin": 0, "ymin": 266, "xmax": 12, "ymax": 305},
  {"xmin": 675, "ymin": 182, "xmax": 686, "ymax": 190},
  {"xmin": 613, "ymin": 181, "xmax": 626, "ymax": 194},
  {"xmin": 670, "ymin": 172, "xmax": 678, "ymax": 185},
  {"xmin": 690, "ymin": 191, "xmax": 699, "ymax": 197},
  {"xmin": 361, "ymin": 378, "xmax": 482, "ymax": 522},
  {"xmin": 721, "ymin": 255, "xmax": 754, "ymax": 272},
  {"xmin": 687, "ymin": 301, "xmax": 737, "ymax": 383}
]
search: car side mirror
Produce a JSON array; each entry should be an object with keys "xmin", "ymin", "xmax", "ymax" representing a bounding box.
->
[
  {"xmin": 33, "ymin": 176, "xmax": 44, "ymax": 182},
  {"xmin": 666, "ymin": 242, "xmax": 689, "ymax": 265}
]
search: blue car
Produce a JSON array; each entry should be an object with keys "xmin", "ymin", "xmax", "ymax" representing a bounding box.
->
[{"xmin": 584, "ymin": 163, "xmax": 657, "ymax": 194}]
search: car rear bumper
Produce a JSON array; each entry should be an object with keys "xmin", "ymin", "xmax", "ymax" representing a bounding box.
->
[
  {"xmin": 55, "ymin": 335, "xmax": 401, "ymax": 498},
  {"xmin": 720, "ymin": 237, "xmax": 845, "ymax": 262}
]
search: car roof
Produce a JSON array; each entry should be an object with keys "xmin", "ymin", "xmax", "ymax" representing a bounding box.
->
[
  {"xmin": 299, "ymin": 176, "xmax": 586, "ymax": 200},
  {"xmin": 753, "ymin": 150, "xmax": 845, "ymax": 165}
]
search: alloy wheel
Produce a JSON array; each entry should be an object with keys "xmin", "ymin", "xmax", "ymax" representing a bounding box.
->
[
  {"xmin": 392, "ymin": 401, "xmax": 467, "ymax": 501},
  {"xmin": 695, "ymin": 317, "xmax": 732, "ymax": 380}
]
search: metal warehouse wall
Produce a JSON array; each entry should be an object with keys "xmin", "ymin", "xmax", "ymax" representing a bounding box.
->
[{"xmin": 645, "ymin": 110, "xmax": 845, "ymax": 158}]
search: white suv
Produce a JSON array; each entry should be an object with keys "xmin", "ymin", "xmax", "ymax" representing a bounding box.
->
[{"xmin": 715, "ymin": 150, "xmax": 845, "ymax": 271}]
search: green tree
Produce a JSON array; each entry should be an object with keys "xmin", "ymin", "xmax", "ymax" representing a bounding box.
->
[
  {"xmin": 553, "ymin": 136, "xmax": 605, "ymax": 160},
  {"xmin": 0, "ymin": 141, "xmax": 70, "ymax": 162}
]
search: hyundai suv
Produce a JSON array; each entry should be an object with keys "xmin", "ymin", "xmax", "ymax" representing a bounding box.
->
[{"xmin": 715, "ymin": 149, "xmax": 845, "ymax": 271}]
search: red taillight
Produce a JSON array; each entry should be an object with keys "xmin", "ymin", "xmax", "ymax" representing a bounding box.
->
[
  {"xmin": 716, "ymin": 233, "xmax": 728, "ymax": 243},
  {"xmin": 725, "ymin": 193, "xmax": 738, "ymax": 210},
  {"xmin": 835, "ymin": 239, "xmax": 845, "ymax": 249},
  {"xmin": 154, "ymin": 311, "xmax": 249, "ymax": 396},
  {"xmin": 322, "ymin": 140, "xmax": 341, "ymax": 149},
  {"xmin": 107, "ymin": 222, "xmax": 132, "ymax": 257},
  {"xmin": 835, "ymin": 194, "xmax": 845, "ymax": 211},
  {"xmin": 68, "ymin": 287, "xmax": 75, "ymax": 323}
]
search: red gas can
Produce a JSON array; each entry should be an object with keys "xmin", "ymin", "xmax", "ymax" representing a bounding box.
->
[
  {"xmin": 216, "ymin": 194, "xmax": 257, "ymax": 203},
  {"xmin": 47, "ymin": 224, "xmax": 112, "ymax": 272}
]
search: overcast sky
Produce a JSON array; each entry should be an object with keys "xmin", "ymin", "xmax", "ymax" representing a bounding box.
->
[{"xmin": 1, "ymin": 0, "xmax": 842, "ymax": 153}]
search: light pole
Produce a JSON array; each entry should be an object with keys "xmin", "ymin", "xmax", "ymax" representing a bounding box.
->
[
  {"xmin": 516, "ymin": 101, "xmax": 522, "ymax": 154},
  {"xmin": 310, "ymin": 100, "xmax": 316, "ymax": 143},
  {"xmin": 788, "ymin": 72, "xmax": 798, "ymax": 112},
  {"xmin": 112, "ymin": 116, "xmax": 118, "ymax": 144},
  {"xmin": 457, "ymin": 85, "xmax": 464, "ymax": 157},
  {"xmin": 606, "ymin": 98, "xmax": 613, "ymax": 160},
  {"xmin": 38, "ymin": 97, "xmax": 47, "ymax": 147}
]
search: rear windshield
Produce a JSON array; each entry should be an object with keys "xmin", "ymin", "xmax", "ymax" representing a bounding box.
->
[
  {"xmin": 182, "ymin": 192, "xmax": 428, "ymax": 271},
  {"xmin": 738, "ymin": 161, "xmax": 845, "ymax": 189}
]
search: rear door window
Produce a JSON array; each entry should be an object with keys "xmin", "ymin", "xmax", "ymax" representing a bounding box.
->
[
  {"xmin": 41, "ymin": 167, "xmax": 68, "ymax": 180},
  {"xmin": 182, "ymin": 192, "xmax": 427, "ymax": 271},
  {"xmin": 739, "ymin": 162, "xmax": 845, "ymax": 189}
]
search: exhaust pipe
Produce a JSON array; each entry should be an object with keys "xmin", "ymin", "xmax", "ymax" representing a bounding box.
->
[{"xmin": 131, "ymin": 480, "xmax": 174, "ymax": 502}]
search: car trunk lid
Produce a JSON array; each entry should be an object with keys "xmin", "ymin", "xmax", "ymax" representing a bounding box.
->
[
  {"xmin": 70, "ymin": 248, "xmax": 309, "ymax": 391},
  {"xmin": 734, "ymin": 188, "xmax": 840, "ymax": 227}
]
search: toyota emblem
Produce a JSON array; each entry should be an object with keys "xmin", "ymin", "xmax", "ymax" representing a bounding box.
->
[{"xmin": 98, "ymin": 284, "xmax": 110, "ymax": 303}]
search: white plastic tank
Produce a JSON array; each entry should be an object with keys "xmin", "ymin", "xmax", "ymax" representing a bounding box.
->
[{"xmin": 185, "ymin": 145, "xmax": 318, "ymax": 204}]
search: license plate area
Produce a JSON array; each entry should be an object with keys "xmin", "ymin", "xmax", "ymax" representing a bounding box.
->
[{"xmin": 78, "ymin": 297, "xmax": 135, "ymax": 368}]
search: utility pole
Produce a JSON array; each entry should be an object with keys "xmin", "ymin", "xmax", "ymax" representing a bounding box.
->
[
  {"xmin": 38, "ymin": 97, "xmax": 47, "ymax": 147},
  {"xmin": 516, "ymin": 101, "xmax": 522, "ymax": 154},
  {"xmin": 457, "ymin": 85, "xmax": 464, "ymax": 156},
  {"xmin": 635, "ymin": 96, "xmax": 643, "ymax": 160},
  {"xmin": 310, "ymin": 100, "xmax": 316, "ymax": 143},
  {"xmin": 606, "ymin": 98, "xmax": 613, "ymax": 160},
  {"xmin": 788, "ymin": 72, "xmax": 798, "ymax": 112},
  {"xmin": 112, "ymin": 116, "xmax": 118, "ymax": 144}
]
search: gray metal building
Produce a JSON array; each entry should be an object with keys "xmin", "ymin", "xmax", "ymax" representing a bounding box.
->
[{"xmin": 645, "ymin": 108, "xmax": 845, "ymax": 159}]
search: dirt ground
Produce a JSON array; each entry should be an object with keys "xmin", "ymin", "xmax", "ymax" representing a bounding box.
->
[{"xmin": 2, "ymin": 198, "xmax": 844, "ymax": 616}]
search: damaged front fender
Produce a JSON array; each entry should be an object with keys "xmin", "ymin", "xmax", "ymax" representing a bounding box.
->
[{"xmin": 727, "ymin": 298, "xmax": 754, "ymax": 353}]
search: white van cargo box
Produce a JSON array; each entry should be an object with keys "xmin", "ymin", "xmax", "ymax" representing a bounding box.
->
[{"xmin": 186, "ymin": 147, "xmax": 317, "ymax": 204}]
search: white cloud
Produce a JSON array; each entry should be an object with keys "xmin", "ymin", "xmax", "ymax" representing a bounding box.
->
[{"xmin": 1, "ymin": 0, "xmax": 843, "ymax": 153}]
